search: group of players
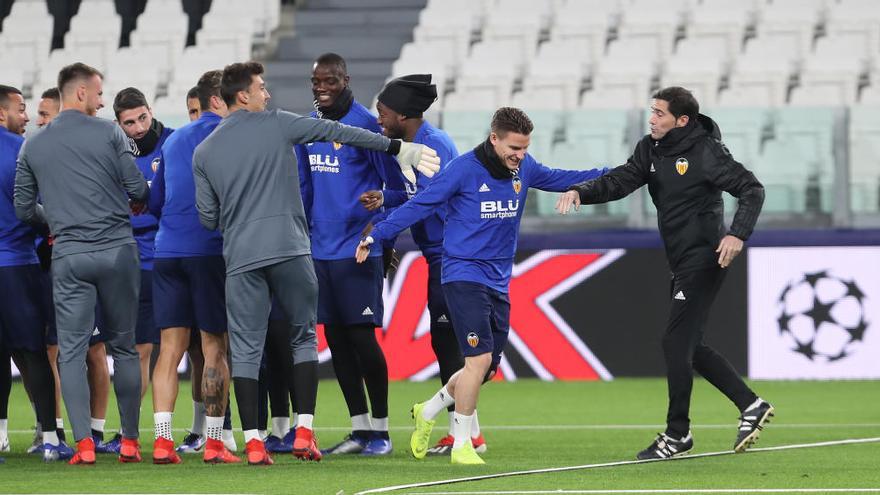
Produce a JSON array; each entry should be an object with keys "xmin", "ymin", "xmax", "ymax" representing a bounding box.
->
[{"xmin": 0, "ymin": 49, "xmax": 774, "ymax": 468}]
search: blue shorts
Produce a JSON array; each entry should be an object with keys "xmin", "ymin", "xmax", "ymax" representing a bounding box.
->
[
  {"xmin": 427, "ymin": 259, "xmax": 450, "ymax": 326},
  {"xmin": 0, "ymin": 264, "xmax": 49, "ymax": 352},
  {"xmin": 442, "ymin": 281, "xmax": 510, "ymax": 366},
  {"xmin": 94, "ymin": 270, "xmax": 158, "ymax": 345},
  {"xmin": 315, "ymin": 257, "xmax": 384, "ymax": 326},
  {"xmin": 153, "ymin": 256, "xmax": 227, "ymax": 334},
  {"xmin": 43, "ymin": 272, "xmax": 106, "ymax": 347}
]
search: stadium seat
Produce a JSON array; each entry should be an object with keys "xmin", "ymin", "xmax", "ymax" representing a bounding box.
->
[
  {"xmin": 549, "ymin": 0, "xmax": 619, "ymax": 63},
  {"xmin": 64, "ymin": 0, "xmax": 121, "ymax": 70},
  {"xmin": 128, "ymin": 0, "xmax": 187, "ymax": 81},
  {"xmin": 797, "ymin": 37, "xmax": 869, "ymax": 106},
  {"xmin": 206, "ymin": 0, "xmax": 267, "ymax": 46},
  {"xmin": 165, "ymin": 47, "xmax": 231, "ymax": 103},
  {"xmin": 521, "ymin": 39, "xmax": 591, "ymax": 109},
  {"xmin": 580, "ymin": 88, "xmax": 644, "ymax": 109},
  {"xmin": 848, "ymin": 105, "xmax": 880, "ymax": 212},
  {"xmin": 788, "ymin": 84, "xmax": 855, "ymax": 107},
  {"xmin": 615, "ymin": 0, "xmax": 687, "ymax": 56},
  {"xmin": 727, "ymin": 37, "xmax": 799, "ymax": 107},
  {"xmin": 752, "ymin": 2, "xmax": 821, "ymax": 59},
  {"xmin": 686, "ymin": 2, "xmax": 754, "ymax": 59},
  {"xmin": 753, "ymin": 140, "xmax": 811, "ymax": 213},
  {"xmin": 563, "ymin": 108, "xmax": 631, "ymax": 166},
  {"xmin": 454, "ymin": 41, "xmax": 523, "ymax": 106},
  {"xmin": 440, "ymin": 110, "xmax": 493, "ymax": 153},
  {"xmin": 481, "ymin": 1, "xmax": 548, "ymax": 56},
  {"xmin": 590, "ymin": 38, "xmax": 660, "ymax": 109},
  {"xmin": 826, "ymin": 0, "xmax": 880, "ymax": 54},
  {"xmin": 0, "ymin": 3, "xmax": 53, "ymax": 86},
  {"xmin": 414, "ymin": 1, "xmax": 484, "ymax": 63},
  {"xmin": 702, "ymin": 107, "xmax": 773, "ymax": 168},
  {"xmin": 660, "ymin": 38, "xmax": 729, "ymax": 107},
  {"xmin": 534, "ymin": 140, "xmax": 631, "ymax": 217},
  {"xmin": 716, "ymin": 85, "xmax": 776, "ymax": 108}
]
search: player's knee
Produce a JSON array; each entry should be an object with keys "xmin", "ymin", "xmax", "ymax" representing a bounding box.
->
[{"xmin": 464, "ymin": 353, "xmax": 492, "ymax": 374}]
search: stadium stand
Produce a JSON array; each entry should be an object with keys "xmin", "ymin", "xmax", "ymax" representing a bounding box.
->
[{"xmin": 3, "ymin": 0, "xmax": 880, "ymax": 223}]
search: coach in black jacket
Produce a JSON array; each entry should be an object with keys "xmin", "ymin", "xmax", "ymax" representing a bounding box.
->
[{"xmin": 557, "ymin": 87, "xmax": 774, "ymax": 460}]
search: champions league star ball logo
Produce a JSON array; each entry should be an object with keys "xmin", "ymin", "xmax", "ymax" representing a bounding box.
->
[{"xmin": 776, "ymin": 270, "xmax": 869, "ymax": 362}]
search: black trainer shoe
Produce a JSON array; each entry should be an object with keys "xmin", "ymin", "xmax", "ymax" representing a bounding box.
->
[
  {"xmin": 734, "ymin": 399, "xmax": 774, "ymax": 453},
  {"xmin": 636, "ymin": 432, "xmax": 693, "ymax": 460}
]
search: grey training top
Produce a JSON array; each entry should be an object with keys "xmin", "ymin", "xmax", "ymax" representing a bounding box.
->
[
  {"xmin": 15, "ymin": 110, "xmax": 149, "ymax": 258},
  {"xmin": 192, "ymin": 109, "xmax": 392, "ymax": 275}
]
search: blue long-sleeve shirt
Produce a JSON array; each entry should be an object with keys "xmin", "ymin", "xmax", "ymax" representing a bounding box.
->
[
  {"xmin": 378, "ymin": 121, "xmax": 458, "ymax": 264},
  {"xmin": 154, "ymin": 112, "xmax": 222, "ymax": 258},
  {"xmin": 131, "ymin": 126, "xmax": 172, "ymax": 269},
  {"xmin": 370, "ymin": 150, "xmax": 607, "ymax": 293},
  {"xmin": 0, "ymin": 127, "xmax": 38, "ymax": 267},
  {"xmin": 295, "ymin": 101, "xmax": 406, "ymax": 260}
]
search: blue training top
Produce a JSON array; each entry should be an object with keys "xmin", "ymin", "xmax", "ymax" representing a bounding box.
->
[
  {"xmin": 296, "ymin": 101, "xmax": 406, "ymax": 260},
  {"xmin": 370, "ymin": 150, "xmax": 607, "ymax": 293},
  {"xmin": 131, "ymin": 125, "xmax": 172, "ymax": 269},
  {"xmin": 380, "ymin": 121, "xmax": 459, "ymax": 265},
  {"xmin": 153, "ymin": 112, "xmax": 223, "ymax": 258},
  {"xmin": 0, "ymin": 127, "xmax": 38, "ymax": 267}
]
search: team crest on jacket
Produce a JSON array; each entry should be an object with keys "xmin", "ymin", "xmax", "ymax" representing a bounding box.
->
[
  {"xmin": 333, "ymin": 142, "xmax": 342, "ymax": 150},
  {"xmin": 466, "ymin": 332, "xmax": 480, "ymax": 348},
  {"xmin": 151, "ymin": 157, "xmax": 161, "ymax": 173},
  {"xmin": 675, "ymin": 157, "xmax": 689, "ymax": 175},
  {"xmin": 512, "ymin": 176, "xmax": 522, "ymax": 194}
]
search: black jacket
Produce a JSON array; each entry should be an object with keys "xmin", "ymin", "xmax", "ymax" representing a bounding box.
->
[{"xmin": 570, "ymin": 113, "xmax": 764, "ymax": 273}]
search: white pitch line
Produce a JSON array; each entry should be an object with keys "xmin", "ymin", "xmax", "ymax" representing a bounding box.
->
[
  {"xmin": 405, "ymin": 490, "xmax": 880, "ymax": 494},
  {"xmin": 352, "ymin": 437, "xmax": 880, "ymax": 495},
  {"xmin": 9, "ymin": 423, "xmax": 880, "ymax": 435}
]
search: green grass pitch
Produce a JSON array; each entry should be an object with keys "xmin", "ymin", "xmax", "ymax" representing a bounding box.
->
[{"xmin": 0, "ymin": 378, "xmax": 878, "ymax": 494}]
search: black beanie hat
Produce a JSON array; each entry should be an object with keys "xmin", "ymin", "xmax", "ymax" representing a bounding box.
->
[{"xmin": 377, "ymin": 74, "xmax": 437, "ymax": 117}]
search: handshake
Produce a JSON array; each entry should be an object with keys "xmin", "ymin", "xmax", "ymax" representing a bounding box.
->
[{"xmin": 395, "ymin": 142, "xmax": 441, "ymax": 183}]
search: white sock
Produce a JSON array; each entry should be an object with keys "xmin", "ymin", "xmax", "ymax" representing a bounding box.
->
[
  {"xmin": 447, "ymin": 411, "xmax": 455, "ymax": 435},
  {"xmin": 351, "ymin": 413, "xmax": 372, "ymax": 432},
  {"xmin": 42, "ymin": 431, "xmax": 59, "ymax": 446},
  {"xmin": 0, "ymin": 418, "xmax": 7, "ymax": 435},
  {"xmin": 371, "ymin": 416, "xmax": 388, "ymax": 432},
  {"xmin": 291, "ymin": 413, "xmax": 298, "ymax": 428},
  {"xmin": 298, "ymin": 414, "xmax": 314, "ymax": 430},
  {"xmin": 90, "ymin": 417, "xmax": 105, "ymax": 433},
  {"xmin": 191, "ymin": 401, "xmax": 206, "ymax": 435},
  {"xmin": 259, "ymin": 429, "xmax": 268, "ymax": 440},
  {"xmin": 470, "ymin": 410, "xmax": 481, "ymax": 437},
  {"xmin": 243, "ymin": 429, "xmax": 260, "ymax": 443},
  {"xmin": 55, "ymin": 418, "xmax": 64, "ymax": 430},
  {"xmin": 154, "ymin": 412, "xmax": 173, "ymax": 440},
  {"xmin": 271, "ymin": 417, "xmax": 289, "ymax": 437},
  {"xmin": 222, "ymin": 428, "xmax": 237, "ymax": 450},
  {"xmin": 206, "ymin": 416, "xmax": 224, "ymax": 441},
  {"xmin": 452, "ymin": 412, "xmax": 474, "ymax": 449},
  {"xmin": 423, "ymin": 385, "xmax": 455, "ymax": 421}
]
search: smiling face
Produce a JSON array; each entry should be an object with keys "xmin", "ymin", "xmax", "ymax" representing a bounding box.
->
[
  {"xmin": 36, "ymin": 97, "xmax": 60, "ymax": 127},
  {"xmin": 82, "ymin": 74, "xmax": 104, "ymax": 117},
  {"xmin": 0, "ymin": 92, "xmax": 29, "ymax": 135},
  {"xmin": 376, "ymin": 101, "xmax": 405, "ymax": 139},
  {"xmin": 311, "ymin": 62, "xmax": 349, "ymax": 108},
  {"xmin": 241, "ymin": 74, "xmax": 270, "ymax": 112},
  {"xmin": 490, "ymin": 131, "xmax": 530, "ymax": 171}
]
